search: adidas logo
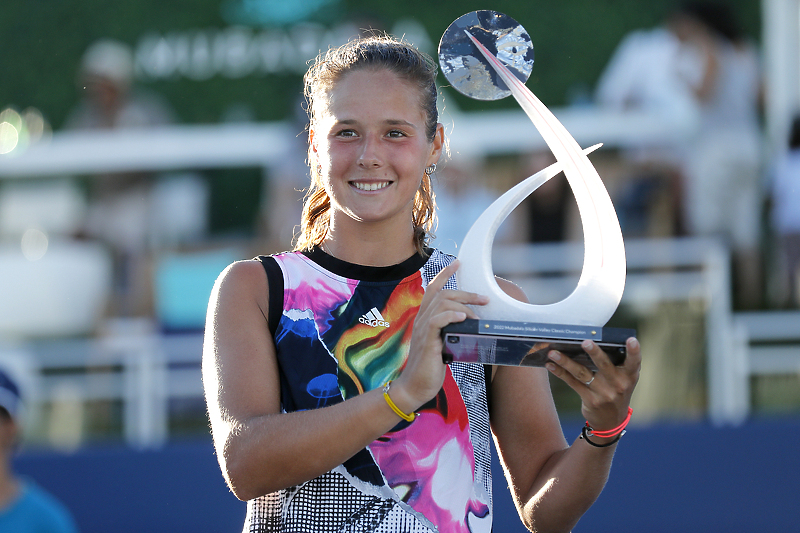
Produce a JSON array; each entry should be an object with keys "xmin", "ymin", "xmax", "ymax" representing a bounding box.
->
[{"xmin": 359, "ymin": 307, "xmax": 390, "ymax": 328}]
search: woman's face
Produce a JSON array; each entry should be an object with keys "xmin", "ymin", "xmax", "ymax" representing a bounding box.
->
[{"xmin": 311, "ymin": 68, "xmax": 443, "ymax": 230}]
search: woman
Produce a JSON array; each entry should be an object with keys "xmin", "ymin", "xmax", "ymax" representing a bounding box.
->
[{"xmin": 203, "ymin": 35, "xmax": 640, "ymax": 533}]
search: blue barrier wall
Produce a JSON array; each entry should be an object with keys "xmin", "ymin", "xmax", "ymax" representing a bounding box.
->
[
  {"xmin": 491, "ymin": 417, "xmax": 800, "ymax": 532},
  {"xmin": 14, "ymin": 440, "xmax": 245, "ymax": 532},
  {"xmin": 14, "ymin": 417, "xmax": 800, "ymax": 533}
]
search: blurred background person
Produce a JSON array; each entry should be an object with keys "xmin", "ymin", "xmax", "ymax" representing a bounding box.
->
[
  {"xmin": 594, "ymin": 5, "xmax": 702, "ymax": 238},
  {"xmin": 64, "ymin": 39, "xmax": 208, "ymax": 318},
  {"xmin": 769, "ymin": 114, "xmax": 800, "ymax": 308},
  {"xmin": 430, "ymin": 155, "xmax": 517, "ymax": 256},
  {"xmin": 595, "ymin": 7, "xmax": 701, "ymax": 128},
  {"xmin": 64, "ymin": 38, "xmax": 175, "ymax": 131},
  {"xmin": 594, "ymin": 7, "xmax": 715, "ymax": 420},
  {"xmin": 258, "ymin": 98, "xmax": 310, "ymax": 253},
  {"xmin": 672, "ymin": 1, "xmax": 765, "ymax": 309},
  {"xmin": 0, "ymin": 368, "xmax": 79, "ymax": 532},
  {"xmin": 519, "ymin": 150, "xmax": 575, "ymax": 243}
]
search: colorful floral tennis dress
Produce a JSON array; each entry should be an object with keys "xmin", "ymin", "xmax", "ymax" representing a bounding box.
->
[{"xmin": 245, "ymin": 248, "xmax": 493, "ymax": 533}]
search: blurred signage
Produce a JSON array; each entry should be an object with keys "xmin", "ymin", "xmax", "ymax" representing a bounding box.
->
[
  {"xmin": 220, "ymin": 0, "xmax": 341, "ymax": 27},
  {"xmin": 134, "ymin": 19, "xmax": 433, "ymax": 81}
]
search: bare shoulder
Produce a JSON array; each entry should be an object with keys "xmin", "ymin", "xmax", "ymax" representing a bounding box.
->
[
  {"xmin": 212, "ymin": 259, "xmax": 270, "ymax": 312},
  {"xmin": 216, "ymin": 258, "xmax": 269, "ymax": 289}
]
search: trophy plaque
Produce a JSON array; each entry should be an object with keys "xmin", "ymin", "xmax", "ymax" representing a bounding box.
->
[
  {"xmin": 438, "ymin": 11, "xmax": 635, "ymax": 369},
  {"xmin": 441, "ymin": 319, "xmax": 634, "ymax": 371}
]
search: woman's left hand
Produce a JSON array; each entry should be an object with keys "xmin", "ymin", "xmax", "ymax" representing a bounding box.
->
[{"xmin": 545, "ymin": 337, "xmax": 641, "ymax": 431}]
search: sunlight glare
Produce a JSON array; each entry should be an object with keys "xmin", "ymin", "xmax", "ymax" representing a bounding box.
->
[
  {"xmin": 0, "ymin": 120, "xmax": 19, "ymax": 155},
  {"xmin": 21, "ymin": 227, "xmax": 49, "ymax": 261}
]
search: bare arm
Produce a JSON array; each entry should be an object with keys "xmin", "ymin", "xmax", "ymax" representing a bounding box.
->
[
  {"xmin": 490, "ymin": 279, "xmax": 641, "ymax": 533},
  {"xmin": 201, "ymin": 259, "xmax": 486, "ymax": 500}
]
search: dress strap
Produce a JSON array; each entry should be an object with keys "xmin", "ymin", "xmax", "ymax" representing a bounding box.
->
[{"xmin": 256, "ymin": 255, "xmax": 283, "ymax": 337}]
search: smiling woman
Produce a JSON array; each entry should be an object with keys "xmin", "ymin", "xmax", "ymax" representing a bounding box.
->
[
  {"xmin": 202, "ymin": 34, "xmax": 640, "ymax": 533},
  {"xmin": 307, "ymin": 67, "xmax": 444, "ymax": 264},
  {"xmin": 296, "ymin": 37, "xmax": 442, "ymax": 260}
]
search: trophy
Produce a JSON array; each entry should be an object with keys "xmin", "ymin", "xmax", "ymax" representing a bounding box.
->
[{"xmin": 438, "ymin": 11, "xmax": 635, "ymax": 370}]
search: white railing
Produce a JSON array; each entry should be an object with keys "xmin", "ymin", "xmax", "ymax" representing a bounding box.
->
[
  {"xmin": 731, "ymin": 310, "xmax": 800, "ymax": 419},
  {"xmin": 492, "ymin": 236, "xmax": 739, "ymax": 425},
  {"xmin": 0, "ymin": 108, "xmax": 692, "ymax": 178},
  {"xmin": 0, "ymin": 320, "xmax": 204, "ymax": 449}
]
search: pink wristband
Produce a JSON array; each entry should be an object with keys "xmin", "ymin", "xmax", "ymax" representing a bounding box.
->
[{"xmin": 586, "ymin": 407, "xmax": 633, "ymax": 438}]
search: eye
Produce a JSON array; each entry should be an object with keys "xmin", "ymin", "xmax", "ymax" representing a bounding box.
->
[
  {"xmin": 335, "ymin": 128, "xmax": 358, "ymax": 138},
  {"xmin": 387, "ymin": 129, "xmax": 407, "ymax": 138}
]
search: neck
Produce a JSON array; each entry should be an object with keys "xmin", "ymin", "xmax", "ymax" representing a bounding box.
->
[{"xmin": 324, "ymin": 215, "xmax": 418, "ymax": 267}]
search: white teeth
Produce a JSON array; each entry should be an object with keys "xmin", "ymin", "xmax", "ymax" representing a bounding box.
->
[{"xmin": 353, "ymin": 181, "xmax": 390, "ymax": 191}]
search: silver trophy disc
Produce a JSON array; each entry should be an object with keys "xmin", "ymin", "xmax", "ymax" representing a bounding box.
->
[{"xmin": 438, "ymin": 10, "xmax": 535, "ymax": 100}]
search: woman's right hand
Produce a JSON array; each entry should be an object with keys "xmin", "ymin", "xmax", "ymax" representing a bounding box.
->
[{"xmin": 391, "ymin": 260, "xmax": 489, "ymax": 413}]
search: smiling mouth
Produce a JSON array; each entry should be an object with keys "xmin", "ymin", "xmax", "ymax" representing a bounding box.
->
[{"xmin": 352, "ymin": 181, "xmax": 391, "ymax": 191}]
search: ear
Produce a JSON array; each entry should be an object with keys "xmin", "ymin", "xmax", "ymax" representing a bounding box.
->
[{"xmin": 427, "ymin": 123, "xmax": 445, "ymax": 167}]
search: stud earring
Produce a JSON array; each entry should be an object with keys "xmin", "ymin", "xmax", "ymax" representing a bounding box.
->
[{"xmin": 424, "ymin": 164, "xmax": 436, "ymax": 176}]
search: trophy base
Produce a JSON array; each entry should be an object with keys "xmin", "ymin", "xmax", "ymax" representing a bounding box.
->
[{"xmin": 441, "ymin": 319, "xmax": 635, "ymax": 370}]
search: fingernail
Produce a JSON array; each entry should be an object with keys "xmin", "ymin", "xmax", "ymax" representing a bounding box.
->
[
  {"xmin": 549, "ymin": 351, "xmax": 561, "ymax": 361},
  {"xmin": 628, "ymin": 338, "xmax": 639, "ymax": 350},
  {"xmin": 545, "ymin": 362, "xmax": 556, "ymax": 372},
  {"xmin": 582, "ymin": 340, "xmax": 594, "ymax": 350}
]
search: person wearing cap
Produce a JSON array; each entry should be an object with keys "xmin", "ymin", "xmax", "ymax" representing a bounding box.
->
[
  {"xmin": 63, "ymin": 39, "xmax": 182, "ymax": 318},
  {"xmin": 0, "ymin": 368, "xmax": 79, "ymax": 532},
  {"xmin": 64, "ymin": 38, "xmax": 174, "ymax": 130}
]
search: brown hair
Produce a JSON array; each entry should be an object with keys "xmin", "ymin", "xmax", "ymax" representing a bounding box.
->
[{"xmin": 294, "ymin": 35, "xmax": 440, "ymax": 255}]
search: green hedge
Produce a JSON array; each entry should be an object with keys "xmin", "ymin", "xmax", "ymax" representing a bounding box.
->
[{"xmin": 1, "ymin": 0, "xmax": 760, "ymax": 129}]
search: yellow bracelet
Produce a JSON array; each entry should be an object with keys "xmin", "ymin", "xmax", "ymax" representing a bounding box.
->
[{"xmin": 382, "ymin": 381, "xmax": 417, "ymax": 423}]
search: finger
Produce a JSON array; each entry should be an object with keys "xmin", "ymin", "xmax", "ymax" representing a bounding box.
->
[
  {"xmin": 545, "ymin": 355, "xmax": 592, "ymax": 395},
  {"xmin": 622, "ymin": 337, "xmax": 642, "ymax": 377},
  {"xmin": 546, "ymin": 350, "xmax": 596, "ymax": 388},
  {"xmin": 428, "ymin": 309, "xmax": 469, "ymax": 330},
  {"xmin": 427, "ymin": 259, "xmax": 460, "ymax": 293},
  {"xmin": 585, "ymin": 337, "xmax": 640, "ymax": 378},
  {"xmin": 421, "ymin": 292, "xmax": 484, "ymax": 322},
  {"xmin": 582, "ymin": 340, "xmax": 617, "ymax": 373},
  {"xmin": 418, "ymin": 261, "xmax": 460, "ymax": 316},
  {"xmin": 435, "ymin": 288, "xmax": 489, "ymax": 307},
  {"xmin": 422, "ymin": 262, "xmax": 488, "ymax": 317}
]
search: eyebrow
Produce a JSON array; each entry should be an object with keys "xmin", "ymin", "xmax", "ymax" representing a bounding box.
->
[{"xmin": 334, "ymin": 118, "xmax": 418, "ymax": 129}]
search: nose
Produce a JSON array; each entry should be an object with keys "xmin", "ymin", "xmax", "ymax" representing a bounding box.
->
[{"xmin": 357, "ymin": 135, "xmax": 382, "ymax": 169}]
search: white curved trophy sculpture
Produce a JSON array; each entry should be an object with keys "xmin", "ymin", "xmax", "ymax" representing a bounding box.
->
[
  {"xmin": 440, "ymin": 12, "xmax": 626, "ymax": 328},
  {"xmin": 438, "ymin": 11, "xmax": 633, "ymax": 368}
]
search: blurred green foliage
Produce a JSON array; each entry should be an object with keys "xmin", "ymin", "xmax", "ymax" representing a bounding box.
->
[{"xmin": 1, "ymin": 0, "xmax": 761, "ymax": 129}]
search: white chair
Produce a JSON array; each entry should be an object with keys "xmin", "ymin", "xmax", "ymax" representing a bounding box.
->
[
  {"xmin": 0, "ymin": 179, "xmax": 86, "ymax": 238},
  {"xmin": 0, "ymin": 239, "xmax": 112, "ymax": 339}
]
